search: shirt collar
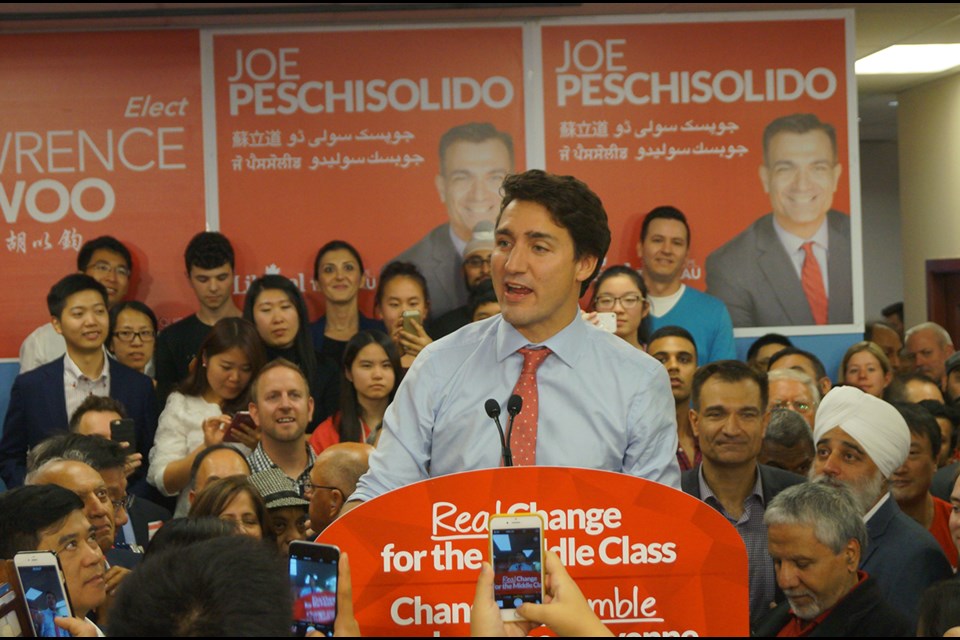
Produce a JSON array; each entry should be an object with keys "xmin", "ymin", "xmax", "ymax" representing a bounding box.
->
[
  {"xmin": 64, "ymin": 350, "xmax": 110, "ymax": 383},
  {"xmin": 697, "ymin": 463, "xmax": 765, "ymax": 505},
  {"xmin": 863, "ymin": 491, "xmax": 890, "ymax": 523},
  {"xmin": 494, "ymin": 311, "xmax": 585, "ymax": 368},
  {"xmin": 449, "ymin": 225, "xmax": 468, "ymax": 257},
  {"xmin": 772, "ymin": 215, "xmax": 829, "ymax": 254}
]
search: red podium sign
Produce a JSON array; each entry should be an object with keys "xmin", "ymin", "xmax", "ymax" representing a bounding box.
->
[{"xmin": 319, "ymin": 467, "xmax": 749, "ymax": 636}]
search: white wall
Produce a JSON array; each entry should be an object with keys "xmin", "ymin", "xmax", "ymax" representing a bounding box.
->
[
  {"xmin": 898, "ymin": 73, "xmax": 960, "ymax": 327},
  {"xmin": 859, "ymin": 139, "xmax": 903, "ymax": 321}
]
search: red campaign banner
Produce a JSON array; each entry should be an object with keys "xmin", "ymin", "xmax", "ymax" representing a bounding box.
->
[
  {"xmin": 494, "ymin": 571, "xmax": 542, "ymax": 597},
  {"xmin": 542, "ymin": 16, "xmax": 856, "ymax": 333},
  {"xmin": 319, "ymin": 467, "xmax": 749, "ymax": 636},
  {"xmin": 293, "ymin": 590, "xmax": 337, "ymax": 624},
  {"xmin": 210, "ymin": 27, "xmax": 526, "ymax": 318},
  {"xmin": 0, "ymin": 30, "xmax": 206, "ymax": 357}
]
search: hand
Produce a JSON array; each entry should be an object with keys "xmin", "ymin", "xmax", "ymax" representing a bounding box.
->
[
  {"xmin": 580, "ymin": 309, "xmax": 601, "ymax": 327},
  {"xmin": 229, "ymin": 419, "xmax": 261, "ymax": 450},
  {"xmin": 334, "ymin": 552, "xmax": 361, "ymax": 637},
  {"xmin": 470, "ymin": 562, "xmax": 539, "ymax": 637},
  {"xmin": 104, "ymin": 565, "xmax": 131, "ymax": 596},
  {"xmin": 394, "ymin": 318, "xmax": 432, "ymax": 358},
  {"xmin": 120, "ymin": 447, "xmax": 142, "ymax": 477},
  {"xmin": 54, "ymin": 617, "xmax": 99, "ymax": 637},
  {"xmin": 201, "ymin": 415, "xmax": 232, "ymax": 448},
  {"xmin": 516, "ymin": 550, "xmax": 612, "ymax": 637}
]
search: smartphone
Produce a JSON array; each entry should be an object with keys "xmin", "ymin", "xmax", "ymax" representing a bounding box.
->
[
  {"xmin": 13, "ymin": 551, "xmax": 73, "ymax": 637},
  {"xmin": 489, "ymin": 513, "xmax": 544, "ymax": 621},
  {"xmin": 109, "ymin": 418, "xmax": 137, "ymax": 451},
  {"xmin": 224, "ymin": 411, "xmax": 257, "ymax": 444},
  {"xmin": 596, "ymin": 312, "xmax": 617, "ymax": 333},
  {"xmin": 401, "ymin": 309, "xmax": 421, "ymax": 334},
  {"xmin": 289, "ymin": 541, "xmax": 339, "ymax": 637}
]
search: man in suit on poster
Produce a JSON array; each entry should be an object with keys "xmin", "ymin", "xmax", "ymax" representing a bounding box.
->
[
  {"xmin": 705, "ymin": 113, "xmax": 852, "ymax": 328},
  {"xmin": 394, "ymin": 122, "xmax": 514, "ymax": 317}
]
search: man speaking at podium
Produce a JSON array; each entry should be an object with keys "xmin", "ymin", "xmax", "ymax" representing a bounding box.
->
[{"xmin": 346, "ymin": 170, "xmax": 680, "ymax": 511}]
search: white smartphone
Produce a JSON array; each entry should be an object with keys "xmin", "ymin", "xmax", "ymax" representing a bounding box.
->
[
  {"xmin": 596, "ymin": 312, "xmax": 617, "ymax": 333},
  {"xmin": 13, "ymin": 550, "xmax": 73, "ymax": 637},
  {"xmin": 488, "ymin": 513, "xmax": 545, "ymax": 621}
]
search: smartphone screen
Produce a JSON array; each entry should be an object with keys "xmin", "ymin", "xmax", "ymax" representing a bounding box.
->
[
  {"xmin": 15, "ymin": 558, "xmax": 72, "ymax": 637},
  {"xmin": 490, "ymin": 515, "xmax": 544, "ymax": 617},
  {"xmin": 289, "ymin": 542, "xmax": 338, "ymax": 637}
]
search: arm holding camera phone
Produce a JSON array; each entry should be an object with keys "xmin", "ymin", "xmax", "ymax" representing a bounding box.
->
[{"xmin": 470, "ymin": 549, "xmax": 613, "ymax": 638}]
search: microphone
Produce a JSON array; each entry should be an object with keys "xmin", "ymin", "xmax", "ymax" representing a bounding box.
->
[
  {"xmin": 505, "ymin": 394, "xmax": 523, "ymax": 465},
  {"xmin": 484, "ymin": 399, "xmax": 512, "ymax": 467}
]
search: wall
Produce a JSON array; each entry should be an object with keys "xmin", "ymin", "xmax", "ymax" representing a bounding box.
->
[
  {"xmin": 860, "ymin": 139, "xmax": 903, "ymax": 320},
  {"xmin": 899, "ymin": 73, "xmax": 960, "ymax": 328}
]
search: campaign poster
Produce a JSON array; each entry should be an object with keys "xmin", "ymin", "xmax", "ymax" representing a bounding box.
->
[
  {"xmin": 541, "ymin": 13, "xmax": 859, "ymax": 335},
  {"xmin": 0, "ymin": 30, "xmax": 206, "ymax": 358},
  {"xmin": 208, "ymin": 26, "xmax": 525, "ymax": 318},
  {"xmin": 320, "ymin": 467, "xmax": 749, "ymax": 636}
]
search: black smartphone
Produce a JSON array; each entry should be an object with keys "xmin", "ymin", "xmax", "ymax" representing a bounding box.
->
[
  {"xmin": 109, "ymin": 418, "xmax": 137, "ymax": 451},
  {"xmin": 289, "ymin": 541, "xmax": 339, "ymax": 637}
]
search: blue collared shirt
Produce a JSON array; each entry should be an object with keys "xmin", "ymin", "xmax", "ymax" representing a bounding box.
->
[{"xmin": 352, "ymin": 312, "xmax": 681, "ymax": 502}]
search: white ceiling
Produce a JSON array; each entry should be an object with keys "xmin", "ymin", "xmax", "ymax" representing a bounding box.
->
[{"xmin": 3, "ymin": 3, "xmax": 960, "ymax": 139}]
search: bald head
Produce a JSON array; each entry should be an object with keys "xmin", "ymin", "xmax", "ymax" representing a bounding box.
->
[
  {"xmin": 28, "ymin": 459, "xmax": 115, "ymax": 553},
  {"xmin": 189, "ymin": 446, "xmax": 252, "ymax": 506},
  {"xmin": 308, "ymin": 443, "xmax": 373, "ymax": 533}
]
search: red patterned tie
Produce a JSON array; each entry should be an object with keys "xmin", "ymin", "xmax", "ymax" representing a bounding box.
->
[
  {"xmin": 801, "ymin": 242, "xmax": 828, "ymax": 325},
  {"xmin": 511, "ymin": 347, "xmax": 552, "ymax": 466}
]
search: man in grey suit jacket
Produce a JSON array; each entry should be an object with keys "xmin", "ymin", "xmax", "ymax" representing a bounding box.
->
[
  {"xmin": 705, "ymin": 113, "xmax": 852, "ymax": 328},
  {"xmin": 394, "ymin": 123, "xmax": 514, "ymax": 317},
  {"xmin": 682, "ymin": 360, "xmax": 805, "ymax": 625},
  {"xmin": 810, "ymin": 386, "xmax": 952, "ymax": 626}
]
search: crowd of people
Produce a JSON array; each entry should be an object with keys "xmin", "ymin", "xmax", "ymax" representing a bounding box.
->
[{"xmin": 0, "ymin": 124, "xmax": 959, "ymax": 637}]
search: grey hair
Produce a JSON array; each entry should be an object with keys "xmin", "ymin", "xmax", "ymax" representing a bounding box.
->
[
  {"xmin": 768, "ymin": 367, "xmax": 821, "ymax": 404},
  {"xmin": 764, "ymin": 482, "xmax": 867, "ymax": 555},
  {"xmin": 765, "ymin": 409, "xmax": 814, "ymax": 450},
  {"xmin": 906, "ymin": 322, "xmax": 953, "ymax": 348}
]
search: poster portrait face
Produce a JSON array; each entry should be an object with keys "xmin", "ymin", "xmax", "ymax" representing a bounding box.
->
[
  {"xmin": 435, "ymin": 138, "xmax": 513, "ymax": 241},
  {"xmin": 759, "ymin": 129, "xmax": 842, "ymax": 236}
]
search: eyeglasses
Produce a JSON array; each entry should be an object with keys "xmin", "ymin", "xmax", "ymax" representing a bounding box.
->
[
  {"xmin": 595, "ymin": 294, "xmax": 646, "ymax": 311},
  {"xmin": 89, "ymin": 262, "xmax": 130, "ymax": 278},
  {"xmin": 771, "ymin": 400, "xmax": 814, "ymax": 413},
  {"xmin": 464, "ymin": 256, "xmax": 492, "ymax": 269},
  {"xmin": 302, "ymin": 483, "xmax": 344, "ymax": 498},
  {"xmin": 113, "ymin": 330, "xmax": 156, "ymax": 343}
]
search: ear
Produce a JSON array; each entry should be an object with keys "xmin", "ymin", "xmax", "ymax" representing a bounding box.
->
[
  {"xmin": 844, "ymin": 538, "xmax": 860, "ymax": 570},
  {"xmin": 574, "ymin": 254, "xmax": 599, "ymax": 286},
  {"xmin": 328, "ymin": 490, "xmax": 344, "ymax": 516},
  {"xmin": 51, "ymin": 316, "xmax": 63, "ymax": 336},
  {"xmin": 830, "ymin": 162, "xmax": 843, "ymax": 191},
  {"xmin": 248, "ymin": 401, "xmax": 261, "ymax": 427},
  {"xmin": 689, "ymin": 409, "xmax": 700, "ymax": 438},
  {"xmin": 307, "ymin": 397, "xmax": 315, "ymax": 422},
  {"xmin": 434, "ymin": 173, "xmax": 447, "ymax": 205},
  {"xmin": 758, "ymin": 164, "xmax": 771, "ymax": 194},
  {"xmin": 188, "ymin": 489, "xmax": 196, "ymax": 505}
]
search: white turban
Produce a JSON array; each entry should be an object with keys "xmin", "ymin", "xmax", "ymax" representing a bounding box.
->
[{"xmin": 813, "ymin": 386, "xmax": 910, "ymax": 478}]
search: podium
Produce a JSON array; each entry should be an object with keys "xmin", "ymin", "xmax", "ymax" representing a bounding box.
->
[{"xmin": 320, "ymin": 466, "xmax": 749, "ymax": 636}]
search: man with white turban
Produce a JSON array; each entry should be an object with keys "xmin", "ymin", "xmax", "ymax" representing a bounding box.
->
[{"xmin": 809, "ymin": 386, "xmax": 951, "ymax": 625}]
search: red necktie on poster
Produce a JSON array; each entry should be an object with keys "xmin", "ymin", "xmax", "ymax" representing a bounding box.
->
[
  {"xmin": 801, "ymin": 242, "xmax": 828, "ymax": 325},
  {"xmin": 511, "ymin": 347, "xmax": 552, "ymax": 466}
]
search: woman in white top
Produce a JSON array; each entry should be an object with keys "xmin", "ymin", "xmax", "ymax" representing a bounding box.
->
[{"xmin": 148, "ymin": 317, "xmax": 266, "ymax": 515}]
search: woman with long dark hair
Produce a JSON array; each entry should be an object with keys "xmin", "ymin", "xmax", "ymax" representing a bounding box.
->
[
  {"xmin": 148, "ymin": 318, "xmax": 266, "ymax": 515},
  {"xmin": 310, "ymin": 330, "xmax": 402, "ymax": 452},
  {"xmin": 244, "ymin": 274, "xmax": 339, "ymax": 430},
  {"xmin": 590, "ymin": 265, "xmax": 651, "ymax": 350}
]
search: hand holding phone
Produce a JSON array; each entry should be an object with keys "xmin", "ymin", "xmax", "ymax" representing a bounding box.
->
[
  {"xmin": 488, "ymin": 513, "xmax": 544, "ymax": 622},
  {"xmin": 13, "ymin": 551, "xmax": 74, "ymax": 638},
  {"xmin": 289, "ymin": 542, "xmax": 339, "ymax": 637}
]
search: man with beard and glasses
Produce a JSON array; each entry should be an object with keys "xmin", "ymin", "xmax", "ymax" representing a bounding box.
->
[
  {"xmin": 754, "ymin": 482, "xmax": 911, "ymax": 637},
  {"xmin": 809, "ymin": 386, "xmax": 951, "ymax": 625}
]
